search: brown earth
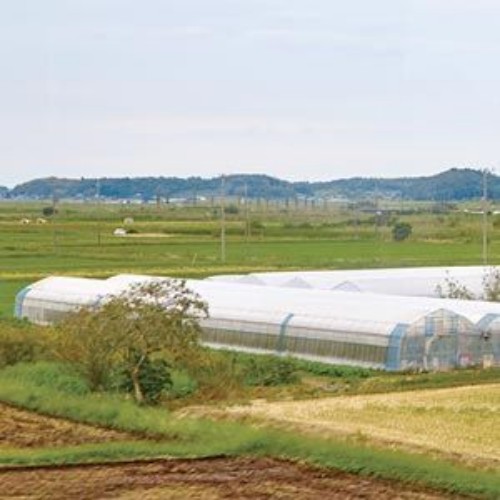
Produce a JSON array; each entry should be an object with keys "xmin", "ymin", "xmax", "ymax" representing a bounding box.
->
[
  {"xmin": 0, "ymin": 404, "xmax": 464, "ymax": 499},
  {"xmin": 0, "ymin": 403, "xmax": 130, "ymax": 448},
  {"xmin": 0, "ymin": 457, "xmax": 458, "ymax": 499}
]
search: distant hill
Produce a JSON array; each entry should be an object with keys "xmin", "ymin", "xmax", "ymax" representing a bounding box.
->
[
  {"xmin": 9, "ymin": 174, "xmax": 313, "ymax": 201},
  {"xmin": 0, "ymin": 186, "xmax": 8, "ymax": 198},
  {"xmin": 314, "ymin": 168, "xmax": 499, "ymax": 200},
  {"xmin": 6, "ymin": 168, "xmax": 499, "ymax": 201}
]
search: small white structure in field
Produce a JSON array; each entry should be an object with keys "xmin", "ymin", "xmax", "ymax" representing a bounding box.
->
[
  {"xmin": 20, "ymin": 218, "xmax": 31, "ymax": 224},
  {"xmin": 123, "ymin": 217, "xmax": 134, "ymax": 225},
  {"xmin": 36, "ymin": 218, "xmax": 47, "ymax": 224},
  {"xmin": 113, "ymin": 227, "xmax": 127, "ymax": 236}
]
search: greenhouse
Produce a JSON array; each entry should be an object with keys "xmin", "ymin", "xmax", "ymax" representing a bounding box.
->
[
  {"xmin": 15, "ymin": 274, "xmax": 500, "ymax": 371},
  {"xmin": 14, "ymin": 277, "xmax": 116, "ymax": 325},
  {"xmin": 209, "ymin": 266, "xmax": 492, "ymax": 298}
]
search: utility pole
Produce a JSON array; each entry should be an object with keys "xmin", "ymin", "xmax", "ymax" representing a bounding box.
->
[
  {"xmin": 52, "ymin": 188, "xmax": 58, "ymax": 253},
  {"xmin": 482, "ymin": 169, "xmax": 489, "ymax": 265},
  {"xmin": 220, "ymin": 175, "xmax": 226, "ymax": 263},
  {"xmin": 244, "ymin": 182, "xmax": 250, "ymax": 242},
  {"xmin": 96, "ymin": 179, "xmax": 102, "ymax": 247}
]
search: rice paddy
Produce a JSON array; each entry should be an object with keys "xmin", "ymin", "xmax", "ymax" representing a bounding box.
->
[{"xmin": 223, "ymin": 383, "xmax": 500, "ymax": 468}]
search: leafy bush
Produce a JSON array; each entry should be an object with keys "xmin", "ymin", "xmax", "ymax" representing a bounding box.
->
[
  {"xmin": 0, "ymin": 322, "xmax": 49, "ymax": 368},
  {"xmin": 188, "ymin": 349, "xmax": 243, "ymax": 399},
  {"xmin": 250, "ymin": 220, "xmax": 264, "ymax": 230},
  {"xmin": 169, "ymin": 370, "xmax": 198, "ymax": 399},
  {"xmin": 114, "ymin": 353, "xmax": 172, "ymax": 404},
  {"xmin": 292, "ymin": 359, "xmax": 373, "ymax": 379},
  {"xmin": 392, "ymin": 221, "xmax": 412, "ymax": 241},
  {"xmin": 239, "ymin": 355, "xmax": 299, "ymax": 386},
  {"xmin": 224, "ymin": 351, "xmax": 372, "ymax": 382},
  {"xmin": 224, "ymin": 204, "xmax": 239, "ymax": 215},
  {"xmin": 41, "ymin": 206, "xmax": 57, "ymax": 217}
]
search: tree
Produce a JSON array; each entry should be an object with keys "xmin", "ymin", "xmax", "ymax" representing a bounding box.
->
[
  {"xmin": 436, "ymin": 267, "xmax": 500, "ymax": 301},
  {"xmin": 42, "ymin": 206, "xmax": 57, "ymax": 217},
  {"xmin": 482, "ymin": 267, "xmax": 500, "ymax": 301},
  {"xmin": 53, "ymin": 279, "xmax": 208, "ymax": 403},
  {"xmin": 392, "ymin": 221, "xmax": 412, "ymax": 241},
  {"xmin": 435, "ymin": 275, "xmax": 475, "ymax": 300}
]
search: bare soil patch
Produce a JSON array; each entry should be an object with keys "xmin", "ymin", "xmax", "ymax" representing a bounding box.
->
[
  {"xmin": 0, "ymin": 403, "xmax": 130, "ymax": 448},
  {"xmin": 0, "ymin": 457, "xmax": 456, "ymax": 499}
]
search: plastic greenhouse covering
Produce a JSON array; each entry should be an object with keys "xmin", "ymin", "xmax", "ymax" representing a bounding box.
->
[
  {"xmin": 208, "ymin": 266, "xmax": 494, "ymax": 298},
  {"xmin": 15, "ymin": 273, "xmax": 500, "ymax": 371}
]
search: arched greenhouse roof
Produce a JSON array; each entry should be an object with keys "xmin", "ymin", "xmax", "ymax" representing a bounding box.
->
[{"xmin": 216, "ymin": 266, "xmax": 494, "ymax": 298}]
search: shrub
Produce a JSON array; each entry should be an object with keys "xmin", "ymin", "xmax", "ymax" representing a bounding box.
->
[
  {"xmin": 250, "ymin": 220, "xmax": 264, "ymax": 230},
  {"xmin": 392, "ymin": 222, "xmax": 412, "ymax": 241},
  {"xmin": 224, "ymin": 204, "xmax": 239, "ymax": 215},
  {"xmin": 114, "ymin": 353, "xmax": 172, "ymax": 404},
  {"xmin": 188, "ymin": 349, "xmax": 243, "ymax": 399},
  {"xmin": 0, "ymin": 321, "xmax": 49, "ymax": 368},
  {"xmin": 292, "ymin": 359, "xmax": 372, "ymax": 379},
  {"xmin": 169, "ymin": 370, "xmax": 198, "ymax": 399},
  {"xmin": 240, "ymin": 355, "xmax": 299, "ymax": 386},
  {"xmin": 41, "ymin": 206, "xmax": 57, "ymax": 217}
]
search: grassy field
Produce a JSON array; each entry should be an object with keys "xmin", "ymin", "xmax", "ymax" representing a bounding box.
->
[
  {"xmin": 1, "ymin": 200, "xmax": 500, "ymax": 497},
  {"xmin": 1, "ymin": 200, "xmax": 498, "ymax": 280},
  {"xmin": 1, "ymin": 199, "xmax": 499, "ymax": 317}
]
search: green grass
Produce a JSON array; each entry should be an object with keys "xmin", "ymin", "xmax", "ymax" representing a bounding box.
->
[
  {"xmin": 0, "ymin": 362, "xmax": 90, "ymax": 396},
  {"xmin": 0, "ymin": 280, "xmax": 28, "ymax": 317},
  {"xmin": 0, "ymin": 364, "xmax": 499, "ymax": 498},
  {"xmin": 0, "ymin": 200, "xmax": 498, "ymax": 285},
  {"xmin": 2, "ymin": 201, "xmax": 500, "ymax": 496}
]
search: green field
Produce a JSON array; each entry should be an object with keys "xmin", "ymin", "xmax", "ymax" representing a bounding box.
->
[
  {"xmin": 1, "ymin": 199, "xmax": 498, "ymax": 317},
  {"xmin": 1, "ymin": 199, "xmax": 500, "ymax": 497}
]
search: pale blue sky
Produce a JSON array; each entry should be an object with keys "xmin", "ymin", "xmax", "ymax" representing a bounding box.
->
[{"xmin": 2, "ymin": 0, "xmax": 500, "ymax": 186}]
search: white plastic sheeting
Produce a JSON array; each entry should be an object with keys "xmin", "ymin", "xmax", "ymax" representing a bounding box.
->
[
  {"xmin": 15, "ymin": 273, "xmax": 500, "ymax": 370},
  {"xmin": 208, "ymin": 266, "xmax": 492, "ymax": 298},
  {"xmin": 14, "ymin": 277, "xmax": 115, "ymax": 325}
]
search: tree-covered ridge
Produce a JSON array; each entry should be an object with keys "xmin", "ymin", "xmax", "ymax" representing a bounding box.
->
[
  {"xmin": 9, "ymin": 174, "xmax": 313, "ymax": 201},
  {"xmin": 6, "ymin": 168, "xmax": 498, "ymax": 201}
]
